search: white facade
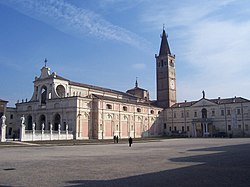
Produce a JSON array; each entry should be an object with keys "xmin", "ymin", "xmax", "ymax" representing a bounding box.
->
[
  {"xmin": 162, "ymin": 97, "xmax": 250, "ymax": 137},
  {"xmin": 4, "ymin": 65, "xmax": 163, "ymax": 141}
]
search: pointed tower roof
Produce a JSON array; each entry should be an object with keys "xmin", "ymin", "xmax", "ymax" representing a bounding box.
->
[{"xmin": 159, "ymin": 29, "xmax": 171, "ymax": 56}]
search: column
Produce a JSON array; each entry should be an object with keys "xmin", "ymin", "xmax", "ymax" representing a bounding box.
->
[
  {"xmin": 1, "ymin": 115, "xmax": 6, "ymax": 142},
  {"xmin": 50, "ymin": 123, "xmax": 53, "ymax": 140},
  {"xmin": 58, "ymin": 124, "xmax": 61, "ymax": 140},
  {"xmin": 66, "ymin": 124, "xmax": 69, "ymax": 140},
  {"xmin": 32, "ymin": 123, "xmax": 35, "ymax": 141},
  {"xmin": 20, "ymin": 116, "xmax": 26, "ymax": 141},
  {"xmin": 41, "ymin": 123, "xmax": 44, "ymax": 140},
  {"xmin": 205, "ymin": 123, "xmax": 208, "ymax": 136}
]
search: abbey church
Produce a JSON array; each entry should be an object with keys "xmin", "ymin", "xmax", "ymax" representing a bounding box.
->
[{"xmin": 1, "ymin": 29, "xmax": 250, "ymax": 141}]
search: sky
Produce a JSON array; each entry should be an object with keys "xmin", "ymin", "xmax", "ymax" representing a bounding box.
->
[{"xmin": 0, "ymin": 0, "xmax": 250, "ymax": 107}]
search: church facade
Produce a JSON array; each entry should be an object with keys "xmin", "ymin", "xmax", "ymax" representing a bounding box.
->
[{"xmin": 1, "ymin": 29, "xmax": 250, "ymax": 141}]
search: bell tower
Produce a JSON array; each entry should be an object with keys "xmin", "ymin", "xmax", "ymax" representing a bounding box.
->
[{"xmin": 155, "ymin": 29, "xmax": 176, "ymax": 108}]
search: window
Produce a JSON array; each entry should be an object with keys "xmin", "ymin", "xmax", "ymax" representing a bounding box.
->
[
  {"xmin": 106, "ymin": 104, "xmax": 112, "ymax": 110},
  {"xmin": 221, "ymin": 110, "xmax": 224, "ymax": 116},
  {"xmin": 150, "ymin": 110, "xmax": 154, "ymax": 114},
  {"xmin": 194, "ymin": 111, "xmax": 197, "ymax": 117},
  {"xmin": 56, "ymin": 85, "xmax": 65, "ymax": 98},
  {"xmin": 246, "ymin": 124, "xmax": 249, "ymax": 131},
  {"xmin": 10, "ymin": 114, "xmax": 13, "ymax": 119},
  {"xmin": 181, "ymin": 112, "xmax": 184, "ymax": 118},
  {"xmin": 169, "ymin": 126, "xmax": 172, "ymax": 131},
  {"xmin": 187, "ymin": 126, "xmax": 190, "ymax": 132},
  {"xmin": 212, "ymin": 110, "xmax": 215, "ymax": 116},
  {"xmin": 41, "ymin": 86, "xmax": 47, "ymax": 104},
  {"xmin": 237, "ymin": 109, "xmax": 241, "ymax": 115},
  {"xmin": 238, "ymin": 125, "xmax": 241, "ymax": 129},
  {"xmin": 164, "ymin": 123, "xmax": 166, "ymax": 129},
  {"xmin": 202, "ymin": 108, "xmax": 207, "ymax": 118},
  {"xmin": 123, "ymin": 106, "xmax": 128, "ymax": 111},
  {"xmin": 186, "ymin": 111, "xmax": 189, "ymax": 118},
  {"xmin": 137, "ymin": 108, "xmax": 141, "ymax": 112},
  {"xmin": 227, "ymin": 110, "xmax": 231, "ymax": 115},
  {"xmin": 174, "ymin": 126, "xmax": 177, "ymax": 131},
  {"xmin": 170, "ymin": 60, "xmax": 174, "ymax": 67},
  {"xmin": 182, "ymin": 126, "xmax": 184, "ymax": 132},
  {"xmin": 228, "ymin": 125, "xmax": 231, "ymax": 131}
]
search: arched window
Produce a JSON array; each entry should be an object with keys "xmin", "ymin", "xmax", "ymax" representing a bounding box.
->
[
  {"xmin": 137, "ymin": 108, "xmax": 141, "ymax": 112},
  {"xmin": 202, "ymin": 108, "xmax": 207, "ymax": 119},
  {"xmin": 150, "ymin": 110, "xmax": 154, "ymax": 114},
  {"xmin": 123, "ymin": 106, "xmax": 128, "ymax": 111},
  {"xmin": 39, "ymin": 115, "xmax": 46, "ymax": 130},
  {"xmin": 54, "ymin": 113, "xmax": 61, "ymax": 131},
  {"xmin": 41, "ymin": 86, "xmax": 47, "ymax": 104}
]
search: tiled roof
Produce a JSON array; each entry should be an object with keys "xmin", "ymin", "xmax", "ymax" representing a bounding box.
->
[
  {"xmin": 92, "ymin": 94, "xmax": 161, "ymax": 108},
  {"xmin": 70, "ymin": 81, "xmax": 138, "ymax": 99}
]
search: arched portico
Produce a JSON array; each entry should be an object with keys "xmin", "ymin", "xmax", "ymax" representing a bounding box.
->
[{"xmin": 53, "ymin": 113, "xmax": 61, "ymax": 131}]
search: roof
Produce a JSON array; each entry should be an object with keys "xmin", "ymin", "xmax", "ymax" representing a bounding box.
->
[
  {"xmin": 69, "ymin": 81, "xmax": 138, "ymax": 99},
  {"xmin": 0, "ymin": 99, "xmax": 8, "ymax": 103},
  {"xmin": 92, "ymin": 94, "xmax": 162, "ymax": 108},
  {"xmin": 171, "ymin": 97, "xmax": 250, "ymax": 108},
  {"xmin": 159, "ymin": 29, "xmax": 171, "ymax": 56}
]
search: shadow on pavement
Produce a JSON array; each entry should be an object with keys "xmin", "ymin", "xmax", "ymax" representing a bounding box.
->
[{"xmin": 65, "ymin": 143, "xmax": 250, "ymax": 187}]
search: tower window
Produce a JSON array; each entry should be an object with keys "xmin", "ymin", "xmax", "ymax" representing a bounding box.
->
[{"xmin": 170, "ymin": 60, "xmax": 174, "ymax": 67}]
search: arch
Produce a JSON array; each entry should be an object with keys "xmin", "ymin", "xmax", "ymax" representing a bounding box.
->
[
  {"xmin": 39, "ymin": 115, "xmax": 46, "ymax": 130},
  {"xmin": 202, "ymin": 108, "xmax": 207, "ymax": 119},
  {"xmin": 53, "ymin": 113, "xmax": 61, "ymax": 131},
  {"xmin": 41, "ymin": 86, "xmax": 47, "ymax": 104},
  {"xmin": 27, "ymin": 115, "xmax": 33, "ymax": 130},
  {"xmin": 56, "ymin": 85, "xmax": 65, "ymax": 98}
]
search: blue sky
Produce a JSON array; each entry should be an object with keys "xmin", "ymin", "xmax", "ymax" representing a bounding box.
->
[{"xmin": 1, "ymin": 0, "xmax": 250, "ymax": 106}]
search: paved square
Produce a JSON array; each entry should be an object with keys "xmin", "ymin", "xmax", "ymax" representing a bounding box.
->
[{"xmin": 0, "ymin": 138, "xmax": 250, "ymax": 187}]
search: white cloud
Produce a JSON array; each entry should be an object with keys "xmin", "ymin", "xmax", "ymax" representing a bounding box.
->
[
  {"xmin": 140, "ymin": 0, "xmax": 250, "ymax": 100},
  {"xmin": 132, "ymin": 63, "xmax": 146, "ymax": 70},
  {"xmin": 0, "ymin": 0, "xmax": 148, "ymax": 49}
]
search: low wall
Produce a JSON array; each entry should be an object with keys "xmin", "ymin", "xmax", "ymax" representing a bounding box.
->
[{"xmin": 23, "ymin": 130, "xmax": 74, "ymax": 141}]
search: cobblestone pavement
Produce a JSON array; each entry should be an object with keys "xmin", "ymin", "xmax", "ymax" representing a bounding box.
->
[{"xmin": 0, "ymin": 138, "xmax": 250, "ymax": 187}]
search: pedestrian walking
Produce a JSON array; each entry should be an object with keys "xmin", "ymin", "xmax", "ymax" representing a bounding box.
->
[
  {"xmin": 113, "ymin": 135, "xmax": 116, "ymax": 143},
  {"xmin": 128, "ymin": 137, "xmax": 133, "ymax": 147},
  {"xmin": 116, "ymin": 136, "xmax": 119, "ymax": 143}
]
